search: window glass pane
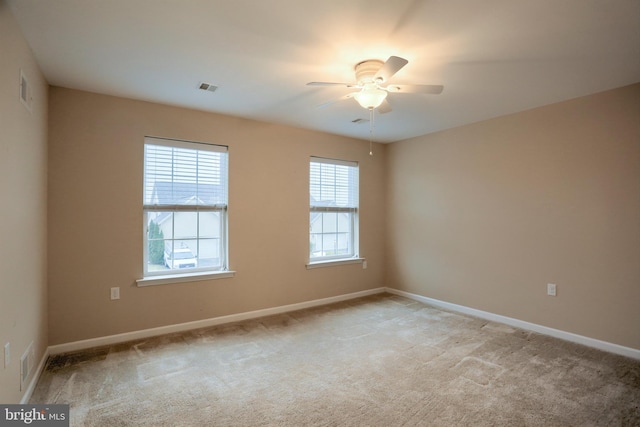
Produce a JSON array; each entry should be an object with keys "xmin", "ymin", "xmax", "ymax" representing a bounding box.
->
[
  {"xmin": 199, "ymin": 211, "xmax": 221, "ymax": 239},
  {"xmin": 147, "ymin": 214, "xmax": 168, "ymax": 270},
  {"xmin": 198, "ymin": 238, "xmax": 222, "ymax": 269},
  {"xmin": 165, "ymin": 240, "xmax": 198, "ymax": 270},
  {"xmin": 322, "ymin": 212, "xmax": 337, "ymax": 233},
  {"xmin": 337, "ymin": 212, "xmax": 351, "ymax": 233},
  {"xmin": 320, "ymin": 234, "xmax": 334, "ymax": 257},
  {"xmin": 321, "ymin": 233, "xmax": 338, "ymax": 256},
  {"xmin": 147, "ymin": 212, "xmax": 173, "ymax": 240},
  {"xmin": 173, "ymin": 212, "xmax": 197, "ymax": 239},
  {"xmin": 310, "ymin": 212, "xmax": 322, "ymax": 257}
]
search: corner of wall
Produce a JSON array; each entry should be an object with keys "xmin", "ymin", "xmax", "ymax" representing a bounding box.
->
[{"xmin": 0, "ymin": 2, "xmax": 49, "ymax": 403}]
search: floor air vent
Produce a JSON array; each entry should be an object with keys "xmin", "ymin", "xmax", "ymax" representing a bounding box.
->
[
  {"xmin": 19, "ymin": 69, "xmax": 32, "ymax": 112},
  {"xmin": 20, "ymin": 342, "xmax": 34, "ymax": 391}
]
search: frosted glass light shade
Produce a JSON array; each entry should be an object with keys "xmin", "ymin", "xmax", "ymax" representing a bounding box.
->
[{"xmin": 354, "ymin": 87, "xmax": 387, "ymax": 109}]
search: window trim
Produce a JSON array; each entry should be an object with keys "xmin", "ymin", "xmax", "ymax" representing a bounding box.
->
[
  {"xmin": 308, "ymin": 156, "xmax": 359, "ymax": 266},
  {"xmin": 141, "ymin": 136, "xmax": 230, "ymax": 282},
  {"xmin": 305, "ymin": 257, "xmax": 365, "ymax": 270},
  {"xmin": 136, "ymin": 270, "xmax": 235, "ymax": 287}
]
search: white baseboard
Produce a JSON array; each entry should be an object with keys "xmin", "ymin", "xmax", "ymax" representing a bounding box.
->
[
  {"xmin": 20, "ymin": 347, "xmax": 50, "ymax": 404},
  {"xmin": 49, "ymin": 287, "xmax": 387, "ymax": 355},
  {"xmin": 26, "ymin": 286, "xmax": 638, "ymax": 402},
  {"xmin": 386, "ymin": 287, "xmax": 640, "ymax": 360}
]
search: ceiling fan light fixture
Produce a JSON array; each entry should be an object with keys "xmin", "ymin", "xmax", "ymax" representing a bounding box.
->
[{"xmin": 354, "ymin": 86, "xmax": 387, "ymax": 109}]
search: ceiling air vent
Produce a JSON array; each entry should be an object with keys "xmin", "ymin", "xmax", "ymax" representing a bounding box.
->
[{"xmin": 198, "ymin": 82, "xmax": 218, "ymax": 93}]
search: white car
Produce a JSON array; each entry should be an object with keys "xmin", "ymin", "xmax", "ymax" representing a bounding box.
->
[{"xmin": 164, "ymin": 248, "xmax": 198, "ymax": 269}]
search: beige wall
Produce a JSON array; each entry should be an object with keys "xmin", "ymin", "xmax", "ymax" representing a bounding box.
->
[
  {"xmin": 387, "ymin": 84, "xmax": 640, "ymax": 350},
  {"xmin": 48, "ymin": 87, "xmax": 387, "ymax": 345},
  {"xmin": 0, "ymin": 1, "xmax": 49, "ymax": 403}
]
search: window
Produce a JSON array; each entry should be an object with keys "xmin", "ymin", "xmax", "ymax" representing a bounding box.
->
[
  {"xmin": 309, "ymin": 157, "xmax": 359, "ymax": 262},
  {"xmin": 143, "ymin": 137, "xmax": 228, "ymax": 278}
]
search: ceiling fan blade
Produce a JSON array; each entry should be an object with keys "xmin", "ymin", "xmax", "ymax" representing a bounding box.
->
[
  {"xmin": 386, "ymin": 84, "xmax": 444, "ymax": 94},
  {"xmin": 377, "ymin": 99, "xmax": 392, "ymax": 114},
  {"xmin": 374, "ymin": 56, "xmax": 408, "ymax": 82},
  {"xmin": 307, "ymin": 82, "xmax": 357, "ymax": 87},
  {"xmin": 316, "ymin": 93, "xmax": 356, "ymax": 109}
]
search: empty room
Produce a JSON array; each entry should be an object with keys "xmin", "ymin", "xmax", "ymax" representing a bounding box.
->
[{"xmin": 1, "ymin": 0, "xmax": 639, "ymax": 425}]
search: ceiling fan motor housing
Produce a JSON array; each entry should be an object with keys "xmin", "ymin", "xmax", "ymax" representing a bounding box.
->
[{"xmin": 355, "ymin": 60, "xmax": 385, "ymax": 84}]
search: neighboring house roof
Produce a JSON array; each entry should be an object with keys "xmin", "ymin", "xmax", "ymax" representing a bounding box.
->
[
  {"xmin": 151, "ymin": 181, "xmax": 225, "ymax": 206},
  {"xmin": 154, "ymin": 211, "xmax": 172, "ymax": 226},
  {"xmin": 310, "ymin": 198, "xmax": 353, "ymax": 225},
  {"xmin": 149, "ymin": 182, "xmax": 225, "ymax": 226}
]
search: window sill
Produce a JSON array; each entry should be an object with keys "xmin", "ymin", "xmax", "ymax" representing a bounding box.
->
[
  {"xmin": 306, "ymin": 257, "xmax": 365, "ymax": 269},
  {"xmin": 136, "ymin": 270, "xmax": 236, "ymax": 287}
]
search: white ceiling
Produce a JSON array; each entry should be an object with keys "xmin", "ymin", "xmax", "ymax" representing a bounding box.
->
[{"xmin": 7, "ymin": 0, "xmax": 640, "ymax": 143}]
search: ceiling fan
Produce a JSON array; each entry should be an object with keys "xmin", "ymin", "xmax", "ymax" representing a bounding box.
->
[{"xmin": 307, "ymin": 56, "xmax": 443, "ymax": 113}]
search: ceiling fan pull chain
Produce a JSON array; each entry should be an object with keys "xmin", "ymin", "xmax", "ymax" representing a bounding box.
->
[{"xmin": 369, "ymin": 107, "xmax": 374, "ymax": 156}]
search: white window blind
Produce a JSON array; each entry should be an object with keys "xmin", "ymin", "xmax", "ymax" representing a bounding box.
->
[
  {"xmin": 144, "ymin": 138, "xmax": 228, "ymax": 209},
  {"xmin": 310, "ymin": 157, "xmax": 359, "ymax": 212},
  {"xmin": 309, "ymin": 157, "xmax": 359, "ymax": 261}
]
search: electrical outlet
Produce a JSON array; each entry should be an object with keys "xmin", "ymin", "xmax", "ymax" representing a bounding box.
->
[
  {"xmin": 110, "ymin": 287, "xmax": 120, "ymax": 300},
  {"xmin": 547, "ymin": 283, "xmax": 557, "ymax": 296},
  {"xmin": 4, "ymin": 342, "xmax": 9, "ymax": 368},
  {"xmin": 362, "ymin": 260, "xmax": 368, "ymax": 269}
]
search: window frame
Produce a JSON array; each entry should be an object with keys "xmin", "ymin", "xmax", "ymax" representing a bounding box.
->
[
  {"xmin": 308, "ymin": 156, "xmax": 360, "ymax": 266},
  {"xmin": 139, "ymin": 136, "xmax": 232, "ymax": 284}
]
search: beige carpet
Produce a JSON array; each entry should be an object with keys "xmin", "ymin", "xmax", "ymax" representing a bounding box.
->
[{"xmin": 30, "ymin": 293, "xmax": 640, "ymax": 426}]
